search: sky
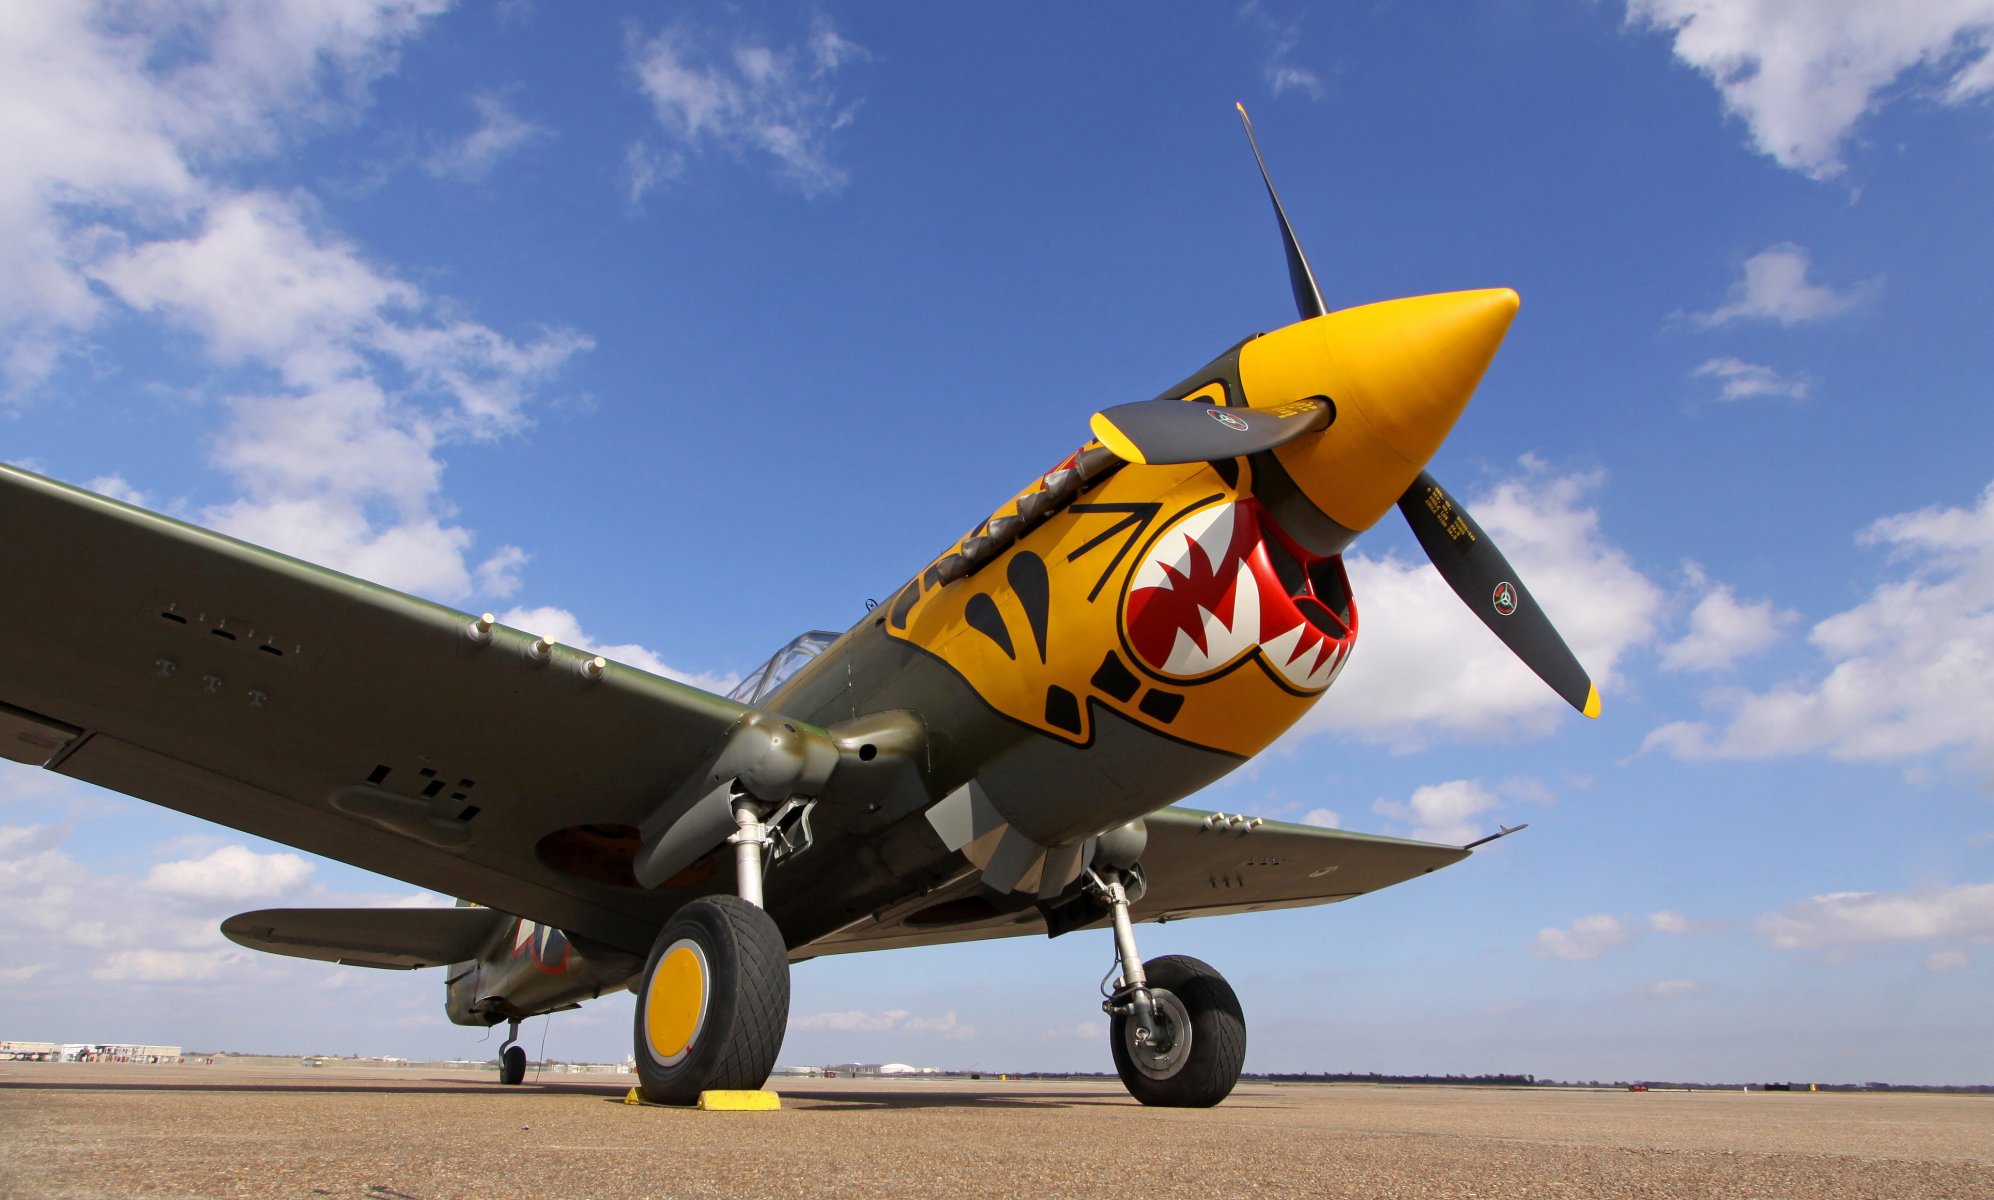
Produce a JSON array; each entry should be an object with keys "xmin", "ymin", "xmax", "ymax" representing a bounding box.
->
[{"xmin": 2, "ymin": 1, "xmax": 1992, "ymax": 1085}]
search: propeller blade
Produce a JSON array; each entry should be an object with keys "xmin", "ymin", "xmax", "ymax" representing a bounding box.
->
[
  {"xmin": 1237, "ymin": 102, "xmax": 1327, "ymax": 321},
  {"xmin": 1090, "ymin": 396, "xmax": 1331, "ymax": 466},
  {"xmin": 1397, "ymin": 471, "xmax": 1600, "ymax": 718}
]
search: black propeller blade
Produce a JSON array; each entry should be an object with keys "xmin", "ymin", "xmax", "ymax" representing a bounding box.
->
[
  {"xmin": 1089, "ymin": 395, "xmax": 1331, "ymax": 466},
  {"xmin": 1396, "ymin": 471, "xmax": 1600, "ymax": 718},
  {"xmin": 1237, "ymin": 102, "xmax": 1326, "ymax": 322}
]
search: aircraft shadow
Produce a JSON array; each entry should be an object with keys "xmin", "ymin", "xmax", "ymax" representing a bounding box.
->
[
  {"xmin": 747, "ymin": 1087, "xmax": 1127, "ymax": 1111},
  {"xmin": 0, "ymin": 1077, "xmax": 625, "ymax": 1098}
]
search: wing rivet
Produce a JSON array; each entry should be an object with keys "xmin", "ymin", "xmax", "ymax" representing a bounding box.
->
[
  {"xmin": 466, "ymin": 613, "xmax": 496, "ymax": 646},
  {"xmin": 527, "ymin": 634, "xmax": 555, "ymax": 663},
  {"xmin": 579, "ymin": 656, "xmax": 606, "ymax": 681}
]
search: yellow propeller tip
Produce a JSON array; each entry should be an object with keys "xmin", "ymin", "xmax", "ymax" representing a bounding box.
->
[
  {"xmin": 1088, "ymin": 413, "xmax": 1148, "ymax": 465},
  {"xmin": 1582, "ymin": 685, "xmax": 1601, "ymax": 720}
]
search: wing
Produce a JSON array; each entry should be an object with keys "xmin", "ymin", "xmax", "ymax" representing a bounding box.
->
[
  {"xmin": 220, "ymin": 906, "xmax": 513, "ymax": 970},
  {"xmin": 802, "ymin": 805, "xmax": 1471, "ymax": 956},
  {"xmin": 1135, "ymin": 806, "xmax": 1471, "ymax": 919},
  {"xmin": 0, "ymin": 464, "xmax": 758, "ymax": 954}
]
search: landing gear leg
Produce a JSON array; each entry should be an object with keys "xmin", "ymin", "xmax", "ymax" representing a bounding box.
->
[
  {"xmin": 1092, "ymin": 867, "xmax": 1247, "ymax": 1108},
  {"xmin": 497, "ymin": 1018, "xmax": 526, "ymax": 1086},
  {"xmin": 630, "ymin": 800, "xmax": 791, "ymax": 1105}
]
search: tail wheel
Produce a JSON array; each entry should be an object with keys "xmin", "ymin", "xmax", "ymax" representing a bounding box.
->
[
  {"xmin": 499, "ymin": 1044, "xmax": 526, "ymax": 1086},
  {"xmin": 1109, "ymin": 954, "xmax": 1245, "ymax": 1107},
  {"xmin": 632, "ymin": 895, "xmax": 790, "ymax": 1105}
]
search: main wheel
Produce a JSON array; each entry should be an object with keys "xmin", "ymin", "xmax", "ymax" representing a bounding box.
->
[
  {"xmin": 499, "ymin": 1044, "xmax": 526, "ymax": 1085},
  {"xmin": 632, "ymin": 895, "xmax": 790, "ymax": 1105},
  {"xmin": 1108, "ymin": 954, "xmax": 1245, "ymax": 1107}
]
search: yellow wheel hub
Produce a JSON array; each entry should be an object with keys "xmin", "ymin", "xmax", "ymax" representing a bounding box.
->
[{"xmin": 644, "ymin": 942, "xmax": 706, "ymax": 1063}]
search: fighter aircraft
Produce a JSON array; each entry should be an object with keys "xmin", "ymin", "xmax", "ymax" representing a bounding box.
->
[{"xmin": 0, "ymin": 108, "xmax": 1594, "ymax": 1107}]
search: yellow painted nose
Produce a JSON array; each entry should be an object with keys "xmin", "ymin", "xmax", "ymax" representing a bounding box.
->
[{"xmin": 1242, "ymin": 288, "xmax": 1519, "ymax": 531}]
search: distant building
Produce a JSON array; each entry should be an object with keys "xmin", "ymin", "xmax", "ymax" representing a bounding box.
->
[{"xmin": 2, "ymin": 1040, "xmax": 182, "ymax": 1063}]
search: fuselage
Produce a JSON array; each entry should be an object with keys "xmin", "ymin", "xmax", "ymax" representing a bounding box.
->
[{"xmin": 760, "ymin": 290, "xmax": 1517, "ymax": 916}]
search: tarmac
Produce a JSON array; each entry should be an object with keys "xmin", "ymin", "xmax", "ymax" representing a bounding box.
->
[{"xmin": 2, "ymin": 1059, "xmax": 1990, "ymax": 1199}]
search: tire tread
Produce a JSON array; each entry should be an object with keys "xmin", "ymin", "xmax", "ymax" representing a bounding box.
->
[{"xmin": 1110, "ymin": 954, "xmax": 1246, "ymax": 1108}]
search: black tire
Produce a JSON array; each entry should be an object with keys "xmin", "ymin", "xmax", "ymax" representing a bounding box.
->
[
  {"xmin": 499, "ymin": 1044, "xmax": 527, "ymax": 1086},
  {"xmin": 632, "ymin": 895, "xmax": 790, "ymax": 1105},
  {"xmin": 1108, "ymin": 954, "xmax": 1245, "ymax": 1107}
]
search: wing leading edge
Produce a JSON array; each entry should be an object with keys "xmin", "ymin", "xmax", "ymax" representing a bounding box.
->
[
  {"xmin": 803, "ymin": 805, "xmax": 1472, "ymax": 957},
  {"xmin": 0, "ymin": 464, "xmax": 757, "ymax": 954}
]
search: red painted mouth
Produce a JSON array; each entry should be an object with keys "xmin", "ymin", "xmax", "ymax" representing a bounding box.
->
[{"xmin": 1124, "ymin": 499, "xmax": 1356, "ymax": 691}]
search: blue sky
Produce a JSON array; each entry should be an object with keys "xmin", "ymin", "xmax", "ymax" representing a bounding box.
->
[{"xmin": 3, "ymin": 1, "xmax": 1992, "ymax": 1083}]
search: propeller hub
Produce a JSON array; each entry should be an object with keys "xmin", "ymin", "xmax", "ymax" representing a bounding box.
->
[{"xmin": 1241, "ymin": 288, "xmax": 1519, "ymax": 531}]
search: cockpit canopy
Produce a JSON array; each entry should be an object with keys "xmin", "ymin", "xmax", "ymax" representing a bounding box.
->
[{"xmin": 725, "ymin": 631, "xmax": 839, "ymax": 707}]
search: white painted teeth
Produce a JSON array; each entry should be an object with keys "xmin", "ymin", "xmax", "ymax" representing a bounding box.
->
[
  {"xmin": 1159, "ymin": 554, "xmax": 1262, "ymax": 676},
  {"xmin": 1130, "ymin": 501, "xmax": 1353, "ymax": 692},
  {"xmin": 1131, "ymin": 503, "xmax": 1237, "ymax": 593}
]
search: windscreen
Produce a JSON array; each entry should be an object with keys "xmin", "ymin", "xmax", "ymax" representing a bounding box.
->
[{"xmin": 725, "ymin": 630, "xmax": 839, "ymax": 706}]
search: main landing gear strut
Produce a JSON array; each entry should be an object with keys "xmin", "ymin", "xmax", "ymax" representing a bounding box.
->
[
  {"xmin": 1088, "ymin": 832, "xmax": 1246, "ymax": 1107},
  {"xmin": 631, "ymin": 798, "xmax": 792, "ymax": 1105},
  {"xmin": 497, "ymin": 1017, "xmax": 526, "ymax": 1086}
]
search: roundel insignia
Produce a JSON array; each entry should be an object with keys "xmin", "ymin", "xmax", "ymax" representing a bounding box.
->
[
  {"xmin": 1207, "ymin": 408, "xmax": 1250, "ymax": 433},
  {"xmin": 1492, "ymin": 581, "xmax": 1519, "ymax": 617}
]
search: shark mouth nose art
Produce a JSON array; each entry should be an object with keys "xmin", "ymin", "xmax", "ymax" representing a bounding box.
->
[{"xmin": 1123, "ymin": 498, "xmax": 1357, "ymax": 692}]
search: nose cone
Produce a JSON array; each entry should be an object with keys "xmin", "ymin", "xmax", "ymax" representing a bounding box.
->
[{"xmin": 1242, "ymin": 288, "xmax": 1519, "ymax": 531}]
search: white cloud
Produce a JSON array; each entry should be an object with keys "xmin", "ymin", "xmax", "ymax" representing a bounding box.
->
[
  {"xmin": 1661, "ymin": 568, "xmax": 1794, "ymax": 672},
  {"xmin": 1, "ymin": 816, "xmax": 442, "ymax": 1007},
  {"xmin": 91, "ymin": 948, "xmax": 236, "ymax": 984},
  {"xmin": 1928, "ymin": 949, "xmax": 1971, "ymax": 972},
  {"xmin": 1496, "ymin": 776, "xmax": 1557, "ymax": 807},
  {"xmin": 1645, "ymin": 481, "xmax": 1994, "ymax": 772},
  {"xmin": 497, "ymin": 604, "xmax": 737, "ymax": 694},
  {"xmin": 1, "ymin": 3, "xmax": 588, "ymax": 605},
  {"xmin": 1301, "ymin": 808, "xmax": 1342, "ymax": 829},
  {"xmin": 789, "ymin": 1008, "xmax": 906, "ymax": 1032},
  {"xmin": 1628, "ymin": 0, "xmax": 1994, "ymax": 178},
  {"xmin": 623, "ymin": 139, "xmax": 680, "ymax": 209},
  {"xmin": 629, "ymin": 16, "xmax": 868, "ymax": 198},
  {"xmin": 1241, "ymin": 2, "xmax": 1325, "ymax": 100},
  {"xmin": 787, "ymin": 1007, "xmax": 970, "ymax": 1037},
  {"xmin": 142, "ymin": 845, "xmax": 314, "ymax": 902},
  {"xmin": 1690, "ymin": 245, "xmax": 1869, "ymax": 327},
  {"xmin": 1534, "ymin": 914, "xmax": 1633, "ymax": 961},
  {"xmin": 903, "ymin": 1011, "xmax": 975, "ymax": 1039},
  {"xmin": 84, "ymin": 475, "xmax": 149, "ymax": 506},
  {"xmin": 1650, "ymin": 978, "xmax": 1701, "ymax": 997},
  {"xmin": 0, "ymin": 0, "xmax": 448, "ymax": 391},
  {"xmin": 1692, "ymin": 356, "xmax": 1808, "ymax": 402},
  {"xmin": 1372, "ymin": 780, "xmax": 1499, "ymax": 845},
  {"xmin": 474, "ymin": 545, "xmax": 529, "ymax": 599},
  {"xmin": 1754, "ymin": 881, "xmax": 1994, "ymax": 949},
  {"xmin": 423, "ymin": 92, "xmax": 546, "ymax": 181},
  {"xmin": 1650, "ymin": 910, "xmax": 1692, "ymax": 934},
  {"xmin": 1308, "ymin": 463, "xmax": 1663, "ymax": 747},
  {"xmin": 90, "ymin": 191, "xmax": 588, "ymax": 600}
]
